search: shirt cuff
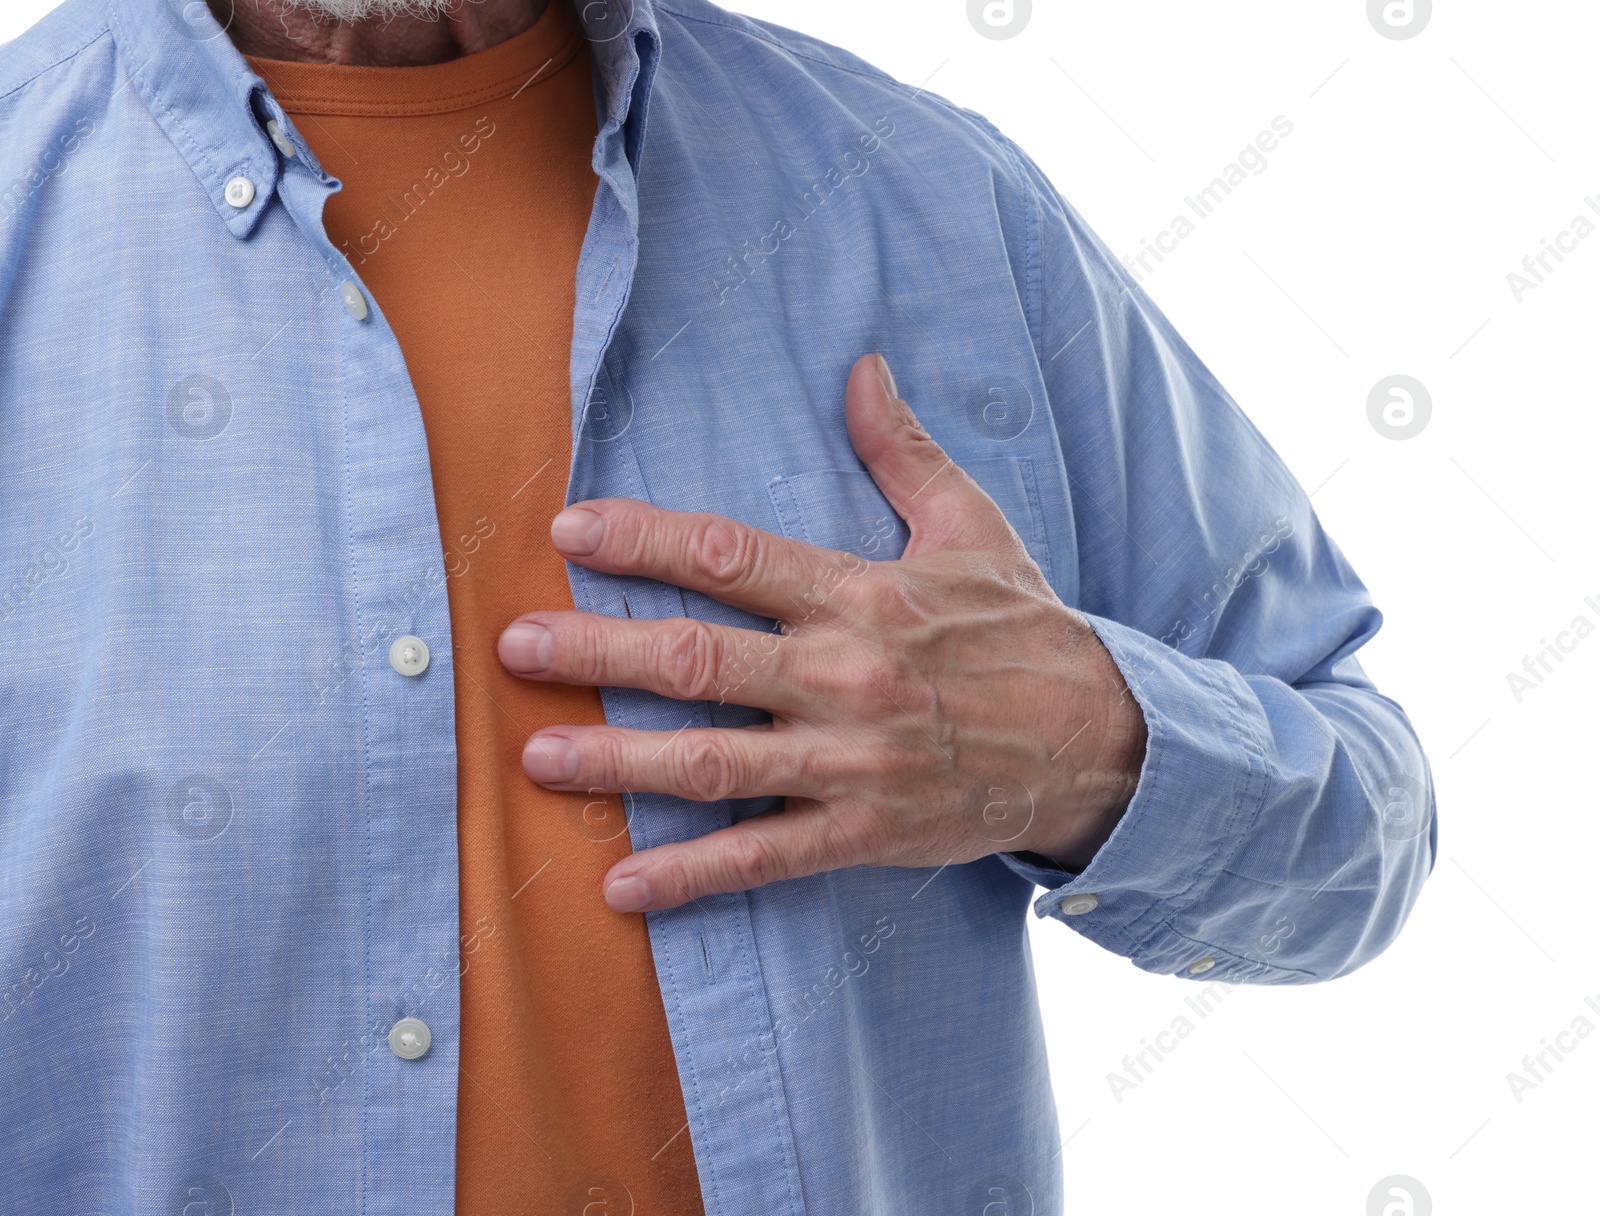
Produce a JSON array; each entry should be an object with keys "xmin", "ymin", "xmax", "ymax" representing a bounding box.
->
[{"xmin": 997, "ymin": 612, "xmax": 1292, "ymax": 981}]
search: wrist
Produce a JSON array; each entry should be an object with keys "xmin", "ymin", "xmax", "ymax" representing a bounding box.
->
[{"xmin": 1024, "ymin": 668, "xmax": 1147, "ymax": 871}]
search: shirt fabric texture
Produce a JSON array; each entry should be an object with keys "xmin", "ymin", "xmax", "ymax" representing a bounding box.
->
[
  {"xmin": 0, "ymin": 1, "xmax": 1437, "ymax": 1214},
  {"xmin": 242, "ymin": 4, "xmax": 704, "ymax": 1213}
]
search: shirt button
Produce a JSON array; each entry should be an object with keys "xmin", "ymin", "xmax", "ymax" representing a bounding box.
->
[
  {"xmin": 223, "ymin": 176, "xmax": 255, "ymax": 209},
  {"xmin": 1060, "ymin": 893, "xmax": 1099, "ymax": 916},
  {"xmin": 1187, "ymin": 956, "xmax": 1217, "ymax": 975},
  {"xmin": 388, "ymin": 1017, "xmax": 432, "ymax": 1060},
  {"xmin": 338, "ymin": 280, "xmax": 369, "ymax": 321},
  {"xmin": 265, "ymin": 118, "xmax": 297, "ymax": 159},
  {"xmin": 389, "ymin": 635, "xmax": 429, "ymax": 676}
]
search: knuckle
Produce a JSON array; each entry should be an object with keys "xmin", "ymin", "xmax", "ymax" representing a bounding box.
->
[
  {"xmin": 653, "ymin": 619, "xmax": 723, "ymax": 701},
  {"xmin": 671, "ymin": 733, "xmax": 744, "ymax": 803},
  {"xmin": 690, "ymin": 516, "xmax": 755, "ymax": 590},
  {"xmin": 722, "ymin": 829, "xmax": 790, "ymax": 889},
  {"xmin": 892, "ymin": 413, "xmax": 933, "ymax": 449},
  {"xmin": 847, "ymin": 651, "xmax": 931, "ymax": 717},
  {"xmin": 847, "ymin": 654, "xmax": 898, "ymax": 703},
  {"xmin": 861, "ymin": 571, "xmax": 926, "ymax": 633},
  {"xmin": 879, "ymin": 736, "xmax": 933, "ymax": 780}
]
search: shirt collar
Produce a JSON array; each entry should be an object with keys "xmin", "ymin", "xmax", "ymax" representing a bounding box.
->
[
  {"xmin": 584, "ymin": 0, "xmax": 660, "ymax": 173},
  {"xmin": 106, "ymin": 0, "xmax": 662, "ymax": 241},
  {"xmin": 583, "ymin": 0, "xmax": 660, "ymax": 232}
]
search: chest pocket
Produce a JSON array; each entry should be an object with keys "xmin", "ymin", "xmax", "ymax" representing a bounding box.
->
[{"xmin": 766, "ymin": 457, "xmax": 1054, "ymax": 585}]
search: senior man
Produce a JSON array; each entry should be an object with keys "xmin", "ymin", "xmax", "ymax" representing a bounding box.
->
[{"xmin": 0, "ymin": 0, "xmax": 1435, "ymax": 1212}]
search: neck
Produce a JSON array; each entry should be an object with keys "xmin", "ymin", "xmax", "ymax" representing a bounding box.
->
[{"xmin": 213, "ymin": 0, "xmax": 550, "ymax": 66}]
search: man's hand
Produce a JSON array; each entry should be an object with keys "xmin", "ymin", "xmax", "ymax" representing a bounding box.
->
[{"xmin": 497, "ymin": 354, "xmax": 1147, "ymax": 912}]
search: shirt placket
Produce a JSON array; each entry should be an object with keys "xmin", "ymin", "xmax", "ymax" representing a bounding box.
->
[
  {"xmin": 564, "ymin": 128, "xmax": 810, "ymax": 1216},
  {"xmin": 271, "ymin": 139, "xmax": 465, "ymax": 1216}
]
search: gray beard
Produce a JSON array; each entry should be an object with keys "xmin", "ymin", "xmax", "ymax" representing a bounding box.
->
[{"xmin": 278, "ymin": 0, "xmax": 463, "ymax": 19}]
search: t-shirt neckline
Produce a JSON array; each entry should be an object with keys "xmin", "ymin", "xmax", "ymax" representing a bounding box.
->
[{"xmin": 243, "ymin": 0, "xmax": 583, "ymax": 117}]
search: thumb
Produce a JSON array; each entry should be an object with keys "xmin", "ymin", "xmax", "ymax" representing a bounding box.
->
[{"xmin": 844, "ymin": 352, "xmax": 1013, "ymax": 554}]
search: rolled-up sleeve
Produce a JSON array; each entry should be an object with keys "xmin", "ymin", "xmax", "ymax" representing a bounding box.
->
[{"xmin": 990, "ymin": 131, "xmax": 1436, "ymax": 984}]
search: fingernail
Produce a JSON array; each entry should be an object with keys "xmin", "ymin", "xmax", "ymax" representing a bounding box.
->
[
  {"xmin": 605, "ymin": 873, "xmax": 651, "ymax": 912},
  {"xmin": 523, "ymin": 735, "xmax": 578, "ymax": 782},
  {"xmin": 500, "ymin": 622, "xmax": 553, "ymax": 672},
  {"xmin": 874, "ymin": 353, "xmax": 898, "ymax": 400},
  {"xmin": 551, "ymin": 507, "xmax": 605, "ymax": 556}
]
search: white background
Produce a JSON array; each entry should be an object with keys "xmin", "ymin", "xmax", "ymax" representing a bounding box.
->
[
  {"xmin": 5, "ymin": 2, "xmax": 1594, "ymax": 1213},
  {"xmin": 701, "ymin": 4, "xmax": 1592, "ymax": 1214}
]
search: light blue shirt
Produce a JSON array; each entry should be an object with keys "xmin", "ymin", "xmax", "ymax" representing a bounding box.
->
[{"xmin": 0, "ymin": 1, "xmax": 1435, "ymax": 1212}]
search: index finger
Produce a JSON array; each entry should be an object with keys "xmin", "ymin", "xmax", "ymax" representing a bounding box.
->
[{"xmin": 549, "ymin": 499, "xmax": 871, "ymax": 625}]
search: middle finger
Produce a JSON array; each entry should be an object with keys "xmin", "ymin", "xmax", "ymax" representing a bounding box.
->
[{"xmin": 521, "ymin": 722, "xmax": 816, "ymax": 803}]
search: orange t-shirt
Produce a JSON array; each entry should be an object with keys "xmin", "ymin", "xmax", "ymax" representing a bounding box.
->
[{"xmin": 246, "ymin": 8, "xmax": 705, "ymax": 1215}]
